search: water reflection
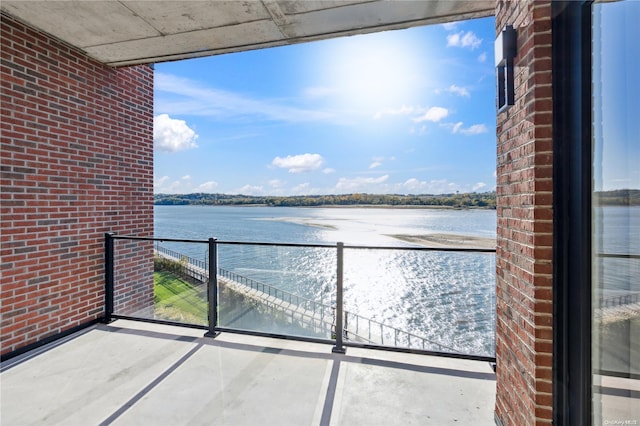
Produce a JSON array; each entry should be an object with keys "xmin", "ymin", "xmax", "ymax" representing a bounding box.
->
[{"xmin": 216, "ymin": 243, "xmax": 495, "ymax": 356}]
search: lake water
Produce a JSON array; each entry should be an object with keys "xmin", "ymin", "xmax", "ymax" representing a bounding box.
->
[
  {"xmin": 154, "ymin": 205, "xmax": 497, "ymax": 245},
  {"xmin": 155, "ymin": 205, "xmax": 497, "ymax": 356},
  {"xmin": 153, "ymin": 205, "xmax": 639, "ymax": 356}
]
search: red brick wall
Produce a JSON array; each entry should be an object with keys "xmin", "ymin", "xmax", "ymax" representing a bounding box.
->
[
  {"xmin": 494, "ymin": 1, "xmax": 554, "ymax": 424},
  {"xmin": 1, "ymin": 14, "xmax": 154, "ymax": 357}
]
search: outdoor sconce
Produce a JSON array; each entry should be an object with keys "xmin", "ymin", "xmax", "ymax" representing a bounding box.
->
[{"xmin": 495, "ymin": 25, "xmax": 516, "ymax": 111}]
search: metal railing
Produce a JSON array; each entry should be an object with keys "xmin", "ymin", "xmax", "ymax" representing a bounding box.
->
[
  {"xmin": 105, "ymin": 233, "xmax": 497, "ymax": 362},
  {"xmin": 155, "ymin": 243, "xmax": 209, "ymax": 283},
  {"xmin": 155, "ymin": 245, "xmax": 459, "ymax": 352},
  {"xmin": 596, "ymin": 252, "xmax": 640, "ymax": 309},
  {"xmin": 601, "ymin": 292, "xmax": 640, "ymax": 308},
  {"xmin": 218, "ymin": 267, "xmax": 317, "ymax": 309}
]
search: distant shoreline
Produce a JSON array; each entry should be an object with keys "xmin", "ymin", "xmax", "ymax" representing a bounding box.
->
[
  {"xmin": 153, "ymin": 191, "xmax": 498, "ymax": 209},
  {"xmin": 156, "ymin": 203, "xmax": 491, "ymax": 210},
  {"xmin": 154, "ymin": 189, "xmax": 639, "ymax": 207}
]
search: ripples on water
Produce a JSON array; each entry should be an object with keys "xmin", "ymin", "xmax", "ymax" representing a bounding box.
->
[
  {"xmin": 155, "ymin": 206, "xmax": 498, "ymax": 356},
  {"xmin": 212, "ymin": 244, "xmax": 496, "ymax": 355}
]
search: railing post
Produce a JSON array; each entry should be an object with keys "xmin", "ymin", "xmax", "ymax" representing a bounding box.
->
[
  {"xmin": 205, "ymin": 237, "xmax": 219, "ymax": 338},
  {"xmin": 332, "ymin": 242, "xmax": 346, "ymax": 354},
  {"xmin": 104, "ymin": 232, "xmax": 115, "ymax": 323}
]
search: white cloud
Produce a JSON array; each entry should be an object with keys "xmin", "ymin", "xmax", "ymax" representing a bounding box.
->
[
  {"xmin": 442, "ymin": 22, "xmax": 458, "ymax": 31},
  {"xmin": 369, "ymin": 156, "xmax": 394, "ymax": 168},
  {"xmin": 397, "ymin": 178, "xmax": 461, "ymax": 194},
  {"xmin": 323, "ymin": 168, "xmax": 336, "ymax": 174},
  {"xmin": 401, "ymin": 178, "xmax": 424, "ymax": 192},
  {"xmin": 373, "ymin": 105, "xmax": 416, "ymax": 119},
  {"xmin": 327, "ymin": 175, "xmax": 488, "ymax": 196},
  {"xmin": 195, "ymin": 181, "xmax": 218, "ymax": 192},
  {"xmin": 153, "ymin": 114, "xmax": 198, "ymax": 153},
  {"xmin": 335, "ymin": 175, "xmax": 389, "ymax": 191},
  {"xmin": 374, "ymin": 105, "xmax": 453, "ymax": 125},
  {"xmin": 449, "ymin": 122, "xmax": 489, "ymax": 135},
  {"xmin": 155, "ymin": 176, "xmax": 169, "ymax": 187},
  {"xmin": 268, "ymin": 179, "xmax": 286, "ymax": 188},
  {"xmin": 473, "ymin": 182, "xmax": 487, "ymax": 191},
  {"xmin": 155, "ymin": 73, "xmax": 334, "ymax": 123},
  {"xmin": 292, "ymin": 182, "xmax": 312, "ymax": 194},
  {"xmin": 413, "ymin": 107, "xmax": 449, "ymax": 123},
  {"xmin": 461, "ymin": 124, "xmax": 489, "ymax": 135},
  {"xmin": 153, "ymin": 175, "xmax": 218, "ymax": 194},
  {"xmin": 396, "ymin": 178, "xmax": 495, "ymax": 194},
  {"xmin": 154, "ymin": 175, "xmax": 190, "ymax": 193},
  {"xmin": 237, "ymin": 184, "xmax": 264, "ymax": 195},
  {"xmin": 447, "ymin": 31, "xmax": 482, "ymax": 50},
  {"xmin": 478, "ymin": 52, "xmax": 488, "ymax": 63},
  {"xmin": 271, "ymin": 153, "xmax": 324, "ymax": 173},
  {"xmin": 448, "ymin": 85, "xmax": 470, "ymax": 97}
]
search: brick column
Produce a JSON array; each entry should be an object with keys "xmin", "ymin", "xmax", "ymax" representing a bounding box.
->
[
  {"xmin": 494, "ymin": 1, "xmax": 554, "ymax": 424},
  {"xmin": 1, "ymin": 14, "xmax": 154, "ymax": 357}
]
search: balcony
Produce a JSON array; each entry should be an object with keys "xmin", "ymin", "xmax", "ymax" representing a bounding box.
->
[
  {"xmin": 1, "ymin": 320, "xmax": 497, "ymax": 425},
  {"xmin": 105, "ymin": 234, "xmax": 497, "ymax": 359},
  {"xmin": 2, "ymin": 234, "xmax": 498, "ymax": 424}
]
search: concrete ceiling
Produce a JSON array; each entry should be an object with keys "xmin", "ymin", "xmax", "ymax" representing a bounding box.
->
[{"xmin": 1, "ymin": 1, "xmax": 493, "ymax": 67}]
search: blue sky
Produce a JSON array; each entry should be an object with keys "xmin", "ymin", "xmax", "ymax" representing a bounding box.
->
[
  {"xmin": 593, "ymin": 1, "xmax": 640, "ymax": 192},
  {"xmin": 153, "ymin": 16, "xmax": 497, "ymax": 196}
]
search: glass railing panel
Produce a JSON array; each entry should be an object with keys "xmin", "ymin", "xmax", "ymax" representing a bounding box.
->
[
  {"xmin": 342, "ymin": 247, "xmax": 496, "ymax": 357},
  {"xmin": 111, "ymin": 236, "xmax": 209, "ymax": 327},
  {"xmin": 152, "ymin": 240, "xmax": 209, "ymax": 326},
  {"xmin": 217, "ymin": 242, "xmax": 336, "ymax": 340},
  {"xmin": 109, "ymin": 235, "xmax": 496, "ymax": 359}
]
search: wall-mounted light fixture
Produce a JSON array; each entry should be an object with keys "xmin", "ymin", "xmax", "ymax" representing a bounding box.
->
[{"xmin": 495, "ymin": 25, "xmax": 516, "ymax": 111}]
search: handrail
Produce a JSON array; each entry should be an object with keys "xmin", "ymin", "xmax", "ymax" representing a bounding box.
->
[
  {"xmin": 155, "ymin": 244, "xmax": 208, "ymax": 283},
  {"xmin": 600, "ymin": 292, "xmax": 640, "ymax": 308},
  {"xmin": 155, "ymin": 243, "xmax": 208, "ymax": 271},
  {"xmin": 113, "ymin": 234, "xmax": 497, "ymax": 254},
  {"xmin": 217, "ymin": 268, "xmax": 329, "ymax": 312},
  {"xmin": 595, "ymin": 253, "xmax": 639, "ymax": 308},
  {"xmin": 596, "ymin": 253, "xmax": 640, "ymax": 260}
]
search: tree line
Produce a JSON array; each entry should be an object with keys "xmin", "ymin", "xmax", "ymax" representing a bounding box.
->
[
  {"xmin": 154, "ymin": 189, "xmax": 640, "ymax": 208},
  {"xmin": 593, "ymin": 189, "xmax": 640, "ymax": 206},
  {"xmin": 154, "ymin": 191, "xmax": 498, "ymax": 208}
]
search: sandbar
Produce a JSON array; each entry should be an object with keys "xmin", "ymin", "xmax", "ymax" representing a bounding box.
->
[
  {"xmin": 256, "ymin": 217, "xmax": 338, "ymax": 230},
  {"xmin": 389, "ymin": 233, "xmax": 496, "ymax": 249},
  {"xmin": 256, "ymin": 217, "xmax": 495, "ymax": 249}
]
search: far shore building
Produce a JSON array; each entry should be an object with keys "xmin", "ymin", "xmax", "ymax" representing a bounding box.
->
[{"xmin": 1, "ymin": 1, "xmax": 637, "ymax": 424}]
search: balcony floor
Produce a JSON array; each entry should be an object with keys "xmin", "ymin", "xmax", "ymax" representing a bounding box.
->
[{"xmin": 1, "ymin": 320, "xmax": 496, "ymax": 425}]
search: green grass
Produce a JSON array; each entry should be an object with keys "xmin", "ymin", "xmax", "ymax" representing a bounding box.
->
[{"xmin": 154, "ymin": 271, "xmax": 208, "ymax": 325}]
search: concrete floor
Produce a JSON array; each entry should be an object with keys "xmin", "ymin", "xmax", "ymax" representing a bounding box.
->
[{"xmin": 1, "ymin": 320, "xmax": 496, "ymax": 426}]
